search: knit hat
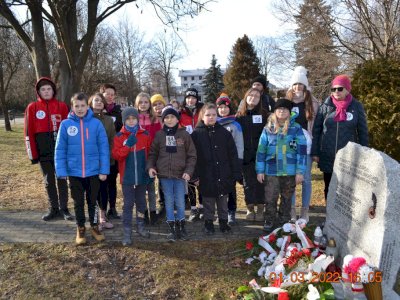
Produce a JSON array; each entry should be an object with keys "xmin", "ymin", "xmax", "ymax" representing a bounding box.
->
[
  {"xmin": 252, "ymin": 75, "xmax": 267, "ymax": 89},
  {"xmin": 184, "ymin": 88, "xmax": 199, "ymax": 100},
  {"xmin": 161, "ymin": 105, "xmax": 180, "ymax": 122},
  {"xmin": 150, "ymin": 94, "xmax": 166, "ymax": 105},
  {"xmin": 290, "ymin": 66, "xmax": 309, "ymax": 88},
  {"xmin": 274, "ymin": 98, "xmax": 293, "ymax": 111},
  {"xmin": 36, "ymin": 77, "xmax": 57, "ymax": 97},
  {"xmin": 216, "ymin": 93, "xmax": 231, "ymax": 107},
  {"xmin": 332, "ymin": 75, "xmax": 351, "ymax": 92},
  {"xmin": 122, "ymin": 107, "xmax": 139, "ymax": 123}
]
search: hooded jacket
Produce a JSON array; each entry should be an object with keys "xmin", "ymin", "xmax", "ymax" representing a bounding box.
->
[
  {"xmin": 55, "ymin": 109, "xmax": 110, "ymax": 178},
  {"xmin": 24, "ymin": 77, "xmax": 69, "ymax": 163},
  {"xmin": 180, "ymin": 101, "xmax": 204, "ymax": 134},
  {"xmin": 217, "ymin": 115, "xmax": 244, "ymax": 160}
]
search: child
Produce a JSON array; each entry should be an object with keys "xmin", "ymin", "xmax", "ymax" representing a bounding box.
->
[
  {"xmin": 135, "ymin": 92, "xmax": 162, "ymax": 225},
  {"xmin": 100, "ymin": 83, "xmax": 122, "ymax": 219},
  {"xmin": 191, "ymin": 103, "xmax": 241, "ymax": 235},
  {"xmin": 112, "ymin": 107, "xmax": 152, "ymax": 246},
  {"xmin": 88, "ymin": 93, "xmax": 116, "ymax": 230},
  {"xmin": 236, "ymin": 88, "xmax": 269, "ymax": 222},
  {"xmin": 147, "ymin": 105, "xmax": 197, "ymax": 241},
  {"xmin": 255, "ymin": 98, "xmax": 307, "ymax": 231},
  {"xmin": 216, "ymin": 93, "xmax": 244, "ymax": 225},
  {"xmin": 24, "ymin": 77, "xmax": 71, "ymax": 221},
  {"xmin": 180, "ymin": 88, "xmax": 204, "ymax": 221},
  {"xmin": 170, "ymin": 99, "xmax": 181, "ymax": 112},
  {"xmin": 55, "ymin": 92, "xmax": 110, "ymax": 245}
]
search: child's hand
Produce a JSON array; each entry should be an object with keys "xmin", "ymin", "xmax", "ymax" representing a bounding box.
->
[
  {"xmin": 99, "ymin": 174, "xmax": 107, "ymax": 181},
  {"xmin": 125, "ymin": 134, "xmax": 137, "ymax": 147},
  {"xmin": 312, "ymin": 156, "xmax": 319, "ymax": 163},
  {"xmin": 257, "ymin": 173, "xmax": 265, "ymax": 183},
  {"xmin": 148, "ymin": 168, "xmax": 157, "ymax": 178},
  {"xmin": 182, "ymin": 173, "xmax": 190, "ymax": 181},
  {"xmin": 295, "ymin": 174, "xmax": 304, "ymax": 185}
]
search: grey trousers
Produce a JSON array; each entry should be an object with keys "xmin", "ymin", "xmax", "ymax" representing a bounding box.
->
[{"xmin": 202, "ymin": 195, "xmax": 228, "ymax": 221}]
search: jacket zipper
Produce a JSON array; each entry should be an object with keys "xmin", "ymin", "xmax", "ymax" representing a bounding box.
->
[
  {"xmin": 134, "ymin": 144, "xmax": 138, "ymax": 184},
  {"xmin": 80, "ymin": 119, "xmax": 86, "ymax": 177}
]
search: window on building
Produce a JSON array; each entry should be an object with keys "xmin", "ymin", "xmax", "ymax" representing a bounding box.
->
[
  {"xmin": 184, "ymin": 77, "xmax": 187, "ymax": 81},
  {"xmin": 199, "ymin": 76, "xmax": 202, "ymax": 80},
  {"xmin": 191, "ymin": 76, "xmax": 195, "ymax": 80},
  {"xmin": 183, "ymin": 84, "xmax": 188, "ymax": 87}
]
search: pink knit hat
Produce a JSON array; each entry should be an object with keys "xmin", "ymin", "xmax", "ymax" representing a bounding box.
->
[{"xmin": 332, "ymin": 75, "xmax": 351, "ymax": 91}]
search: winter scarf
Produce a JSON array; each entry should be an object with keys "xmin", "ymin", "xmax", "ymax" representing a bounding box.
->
[
  {"xmin": 163, "ymin": 124, "xmax": 179, "ymax": 153},
  {"xmin": 125, "ymin": 124, "xmax": 139, "ymax": 135},
  {"xmin": 332, "ymin": 94, "xmax": 352, "ymax": 122}
]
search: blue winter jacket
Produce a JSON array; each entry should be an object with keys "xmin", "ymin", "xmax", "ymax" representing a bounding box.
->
[
  {"xmin": 55, "ymin": 109, "xmax": 110, "ymax": 178},
  {"xmin": 256, "ymin": 112, "xmax": 307, "ymax": 176}
]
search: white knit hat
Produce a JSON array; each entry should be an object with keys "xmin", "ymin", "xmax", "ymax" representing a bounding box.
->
[{"xmin": 290, "ymin": 66, "xmax": 309, "ymax": 88}]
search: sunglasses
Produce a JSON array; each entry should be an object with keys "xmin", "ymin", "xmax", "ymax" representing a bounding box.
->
[{"xmin": 331, "ymin": 87, "xmax": 344, "ymax": 92}]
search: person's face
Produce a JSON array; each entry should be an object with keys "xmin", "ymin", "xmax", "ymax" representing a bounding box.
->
[
  {"xmin": 217, "ymin": 104, "xmax": 230, "ymax": 117},
  {"xmin": 331, "ymin": 85, "xmax": 349, "ymax": 100},
  {"xmin": 137, "ymin": 97, "xmax": 150, "ymax": 113},
  {"xmin": 103, "ymin": 88, "xmax": 115, "ymax": 104},
  {"xmin": 246, "ymin": 91, "xmax": 261, "ymax": 109},
  {"xmin": 171, "ymin": 102, "xmax": 180, "ymax": 111},
  {"xmin": 152, "ymin": 101, "xmax": 165, "ymax": 116},
  {"xmin": 38, "ymin": 85, "xmax": 54, "ymax": 100},
  {"xmin": 252, "ymin": 82, "xmax": 264, "ymax": 92},
  {"xmin": 125, "ymin": 115, "xmax": 138, "ymax": 127},
  {"xmin": 163, "ymin": 114, "xmax": 179, "ymax": 127},
  {"xmin": 275, "ymin": 107, "xmax": 290, "ymax": 122},
  {"xmin": 292, "ymin": 83, "xmax": 304, "ymax": 93},
  {"xmin": 186, "ymin": 96, "xmax": 197, "ymax": 107},
  {"xmin": 72, "ymin": 100, "xmax": 89, "ymax": 118},
  {"xmin": 202, "ymin": 108, "xmax": 217, "ymax": 126},
  {"xmin": 91, "ymin": 96, "xmax": 104, "ymax": 111}
]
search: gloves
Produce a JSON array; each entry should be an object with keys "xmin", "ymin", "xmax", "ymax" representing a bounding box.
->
[
  {"xmin": 125, "ymin": 134, "xmax": 137, "ymax": 147},
  {"xmin": 31, "ymin": 159, "xmax": 39, "ymax": 165}
]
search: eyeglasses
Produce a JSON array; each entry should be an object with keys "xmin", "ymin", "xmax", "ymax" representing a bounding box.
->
[{"xmin": 331, "ymin": 87, "xmax": 344, "ymax": 92}]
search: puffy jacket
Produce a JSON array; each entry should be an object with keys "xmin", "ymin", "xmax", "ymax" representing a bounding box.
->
[
  {"xmin": 147, "ymin": 127, "xmax": 197, "ymax": 179},
  {"xmin": 256, "ymin": 112, "xmax": 307, "ymax": 176},
  {"xmin": 311, "ymin": 96, "xmax": 369, "ymax": 173},
  {"xmin": 180, "ymin": 102, "xmax": 204, "ymax": 134},
  {"xmin": 92, "ymin": 111, "xmax": 116, "ymax": 166},
  {"xmin": 138, "ymin": 113, "xmax": 162, "ymax": 141},
  {"xmin": 24, "ymin": 77, "xmax": 69, "ymax": 163},
  {"xmin": 217, "ymin": 116, "xmax": 244, "ymax": 160},
  {"xmin": 112, "ymin": 126, "xmax": 152, "ymax": 185},
  {"xmin": 191, "ymin": 121, "xmax": 241, "ymax": 197},
  {"xmin": 55, "ymin": 109, "xmax": 110, "ymax": 178}
]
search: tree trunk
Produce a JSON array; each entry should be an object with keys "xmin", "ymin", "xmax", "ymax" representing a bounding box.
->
[{"xmin": 0, "ymin": 62, "xmax": 12, "ymax": 131}]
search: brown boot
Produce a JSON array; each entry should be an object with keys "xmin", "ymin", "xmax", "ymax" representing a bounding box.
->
[
  {"xmin": 76, "ymin": 226, "xmax": 86, "ymax": 245},
  {"xmin": 90, "ymin": 225, "xmax": 105, "ymax": 242},
  {"xmin": 246, "ymin": 204, "xmax": 255, "ymax": 220},
  {"xmin": 255, "ymin": 204, "xmax": 264, "ymax": 221}
]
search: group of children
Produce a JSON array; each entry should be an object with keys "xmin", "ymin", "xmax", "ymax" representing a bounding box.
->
[{"xmin": 25, "ymin": 73, "xmax": 312, "ymax": 245}]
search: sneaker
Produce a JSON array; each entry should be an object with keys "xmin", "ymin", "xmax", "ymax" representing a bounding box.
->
[
  {"xmin": 107, "ymin": 207, "xmax": 121, "ymax": 219},
  {"xmin": 198, "ymin": 207, "xmax": 204, "ymax": 220},
  {"xmin": 263, "ymin": 221, "xmax": 273, "ymax": 232},
  {"xmin": 61, "ymin": 209, "xmax": 74, "ymax": 221},
  {"xmin": 188, "ymin": 208, "xmax": 200, "ymax": 222},
  {"xmin": 76, "ymin": 226, "xmax": 86, "ymax": 245},
  {"xmin": 90, "ymin": 225, "xmax": 105, "ymax": 242},
  {"xmin": 228, "ymin": 210, "xmax": 236, "ymax": 225},
  {"xmin": 42, "ymin": 208, "xmax": 60, "ymax": 221}
]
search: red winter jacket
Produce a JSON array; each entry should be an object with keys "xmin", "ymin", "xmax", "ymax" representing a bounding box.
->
[
  {"xmin": 24, "ymin": 77, "xmax": 69, "ymax": 163},
  {"xmin": 179, "ymin": 102, "xmax": 203, "ymax": 133}
]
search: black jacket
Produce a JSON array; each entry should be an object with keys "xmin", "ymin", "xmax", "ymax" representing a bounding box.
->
[
  {"xmin": 191, "ymin": 121, "xmax": 241, "ymax": 197},
  {"xmin": 106, "ymin": 104, "xmax": 123, "ymax": 133}
]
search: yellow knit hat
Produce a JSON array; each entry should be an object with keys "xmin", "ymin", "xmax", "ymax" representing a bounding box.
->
[{"xmin": 150, "ymin": 94, "xmax": 166, "ymax": 105}]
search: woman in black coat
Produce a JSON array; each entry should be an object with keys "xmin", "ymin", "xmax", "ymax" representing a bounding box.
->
[{"xmin": 191, "ymin": 103, "xmax": 241, "ymax": 235}]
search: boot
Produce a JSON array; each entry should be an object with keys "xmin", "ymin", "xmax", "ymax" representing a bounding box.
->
[
  {"xmin": 188, "ymin": 208, "xmax": 200, "ymax": 222},
  {"xmin": 166, "ymin": 221, "xmax": 176, "ymax": 242},
  {"xmin": 300, "ymin": 207, "xmax": 309, "ymax": 223},
  {"xmin": 291, "ymin": 206, "xmax": 297, "ymax": 221},
  {"xmin": 61, "ymin": 209, "xmax": 74, "ymax": 221},
  {"xmin": 219, "ymin": 219, "xmax": 232, "ymax": 234},
  {"xmin": 90, "ymin": 225, "xmax": 105, "ymax": 242},
  {"xmin": 245, "ymin": 204, "xmax": 255, "ymax": 220},
  {"xmin": 204, "ymin": 220, "xmax": 215, "ymax": 235},
  {"xmin": 136, "ymin": 217, "xmax": 150, "ymax": 238},
  {"xmin": 144, "ymin": 210, "xmax": 150, "ymax": 225},
  {"xmin": 176, "ymin": 219, "xmax": 188, "ymax": 241},
  {"xmin": 228, "ymin": 210, "xmax": 236, "ymax": 225},
  {"xmin": 107, "ymin": 207, "xmax": 120, "ymax": 219},
  {"xmin": 42, "ymin": 208, "xmax": 60, "ymax": 221},
  {"xmin": 99, "ymin": 210, "xmax": 113, "ymax": 230},
  {"xmin": 255, "ymin": 204, "xmax": 264, "ymax": 221},
  {"xmin": 122, "ymin": 226, "xmax": 132, "ymax": 246},
  {"xmin": 76, "ymin": 226, "xmax": 86, "ymax": 245},
  {"xmin": 263, "ymin": 220, "xmax": 274, "ymax": 232},
  {"xmin": 150, "ymin": 211, "xmax": 158, "ymax": 225}
]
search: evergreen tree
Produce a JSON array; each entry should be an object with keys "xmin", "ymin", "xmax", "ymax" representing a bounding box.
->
[
  {"xmin": 202, "ymin": 54, "xmax": 224, "ymax": 103},
  {"xmin": 223, "ymin": 35, "xmax": 260, "ymax": 107},
  {"xmin": 294, "ymin": 0, "xmax": 339, "ymax": 100}
]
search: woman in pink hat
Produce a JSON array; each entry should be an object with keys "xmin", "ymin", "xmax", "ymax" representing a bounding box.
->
[{"xmin": 310, "ymin": 75, "xmax": 369, "ymax": 201}]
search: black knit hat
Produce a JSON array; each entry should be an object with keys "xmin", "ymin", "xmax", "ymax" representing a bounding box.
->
[
  {"xmin": 252, "ymin": 75, "xmax": 267, "ymax": 89},
  {"xmin": 184, "ymin": 88, "xmax": 199, "ymax": 100},
  {"xmin": 36, "ymin": 77, "xmax": 57, "ymax": 97},
  {"xmin": 161, "ymin": 105, "xmax": 180, "ymax": 121},
  {"xmin": 274, "ymin": 98, "xmax": 293, "ymax": 111},
  {"xmin": 122, "ymin": 107, "xmax": 139, "ymax": 123}
]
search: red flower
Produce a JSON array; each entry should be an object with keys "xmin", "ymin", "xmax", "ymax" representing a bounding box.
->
[
  {"xmin": 246, "ymin": 241, "xmax": 254, "ymax": 251},
  {"xmin": 278, "ymin": 291, "xmax": 290, "ymax": 300},
  {"xmin": 302, "ymin": 248, "xmax": 311, "ymax": 257},
  {"xmin": 268, "ymin": 233, "xmax": 277, "ymax": 243}
]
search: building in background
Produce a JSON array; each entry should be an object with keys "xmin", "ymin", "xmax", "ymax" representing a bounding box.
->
[{"xmin": 176, "ymin": 69, "xmax": 207, "ymax": 103}]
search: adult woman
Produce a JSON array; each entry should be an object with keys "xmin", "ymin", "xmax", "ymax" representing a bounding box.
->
[
  {"xmin": 286, "ymin": 66, "xmax": 319, "ymax": 222},
  {"xmin": 311, "ymin": 75, "xmax": 369, "ymax": 201}
]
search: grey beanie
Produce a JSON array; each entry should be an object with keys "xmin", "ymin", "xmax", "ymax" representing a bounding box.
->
[{"xmin": 122, "ymin": 107, "xmax": 139, "ymax": 123}]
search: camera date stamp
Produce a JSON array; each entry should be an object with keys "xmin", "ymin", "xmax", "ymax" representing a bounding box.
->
[{"xmin": 269, "ymin": 271, "xmax": 382, "ymax": 283}]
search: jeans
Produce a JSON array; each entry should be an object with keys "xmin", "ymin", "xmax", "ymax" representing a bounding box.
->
[
  {"xmin": 122, "ymin": 184, "xmax": 147, "ymax": 228},
  {"xmin": 39, "ymin": 160, "xmax": 68, "ymax": 210},
  {"xmin": 160, "ymin": 178, "xmax": 186, "ymax": 222},
  {"xmin": 291, "ymin": 155, "xmax": 312, "ymax": 207}
]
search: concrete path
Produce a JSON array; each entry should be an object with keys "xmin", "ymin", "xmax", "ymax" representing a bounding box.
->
[{"xmin": 0, "ymin": 208, "xmax": 325, "ymax": 244}]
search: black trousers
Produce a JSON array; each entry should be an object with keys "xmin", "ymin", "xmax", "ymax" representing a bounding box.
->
[
  {"xmin": 227, "ymin": 188, "xmax": 237, "ymax": 212},
  {"xmin": 323, "ymin": 172, "xmax": 333, "ymax": 201},
  {"xmin": 69, "ymin": 176, "xmax": 100, "ymax": 227},
  {"xmin": 243, "ymin": 162, "xmax": 265, "ymax": 205},
  {"xmin": 39, "ymin": 160, "xmax": 68, "ymax": 210},
  {"xmin": 98, "ymin": 163, "xmax": 118, "ymax": 210}
]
